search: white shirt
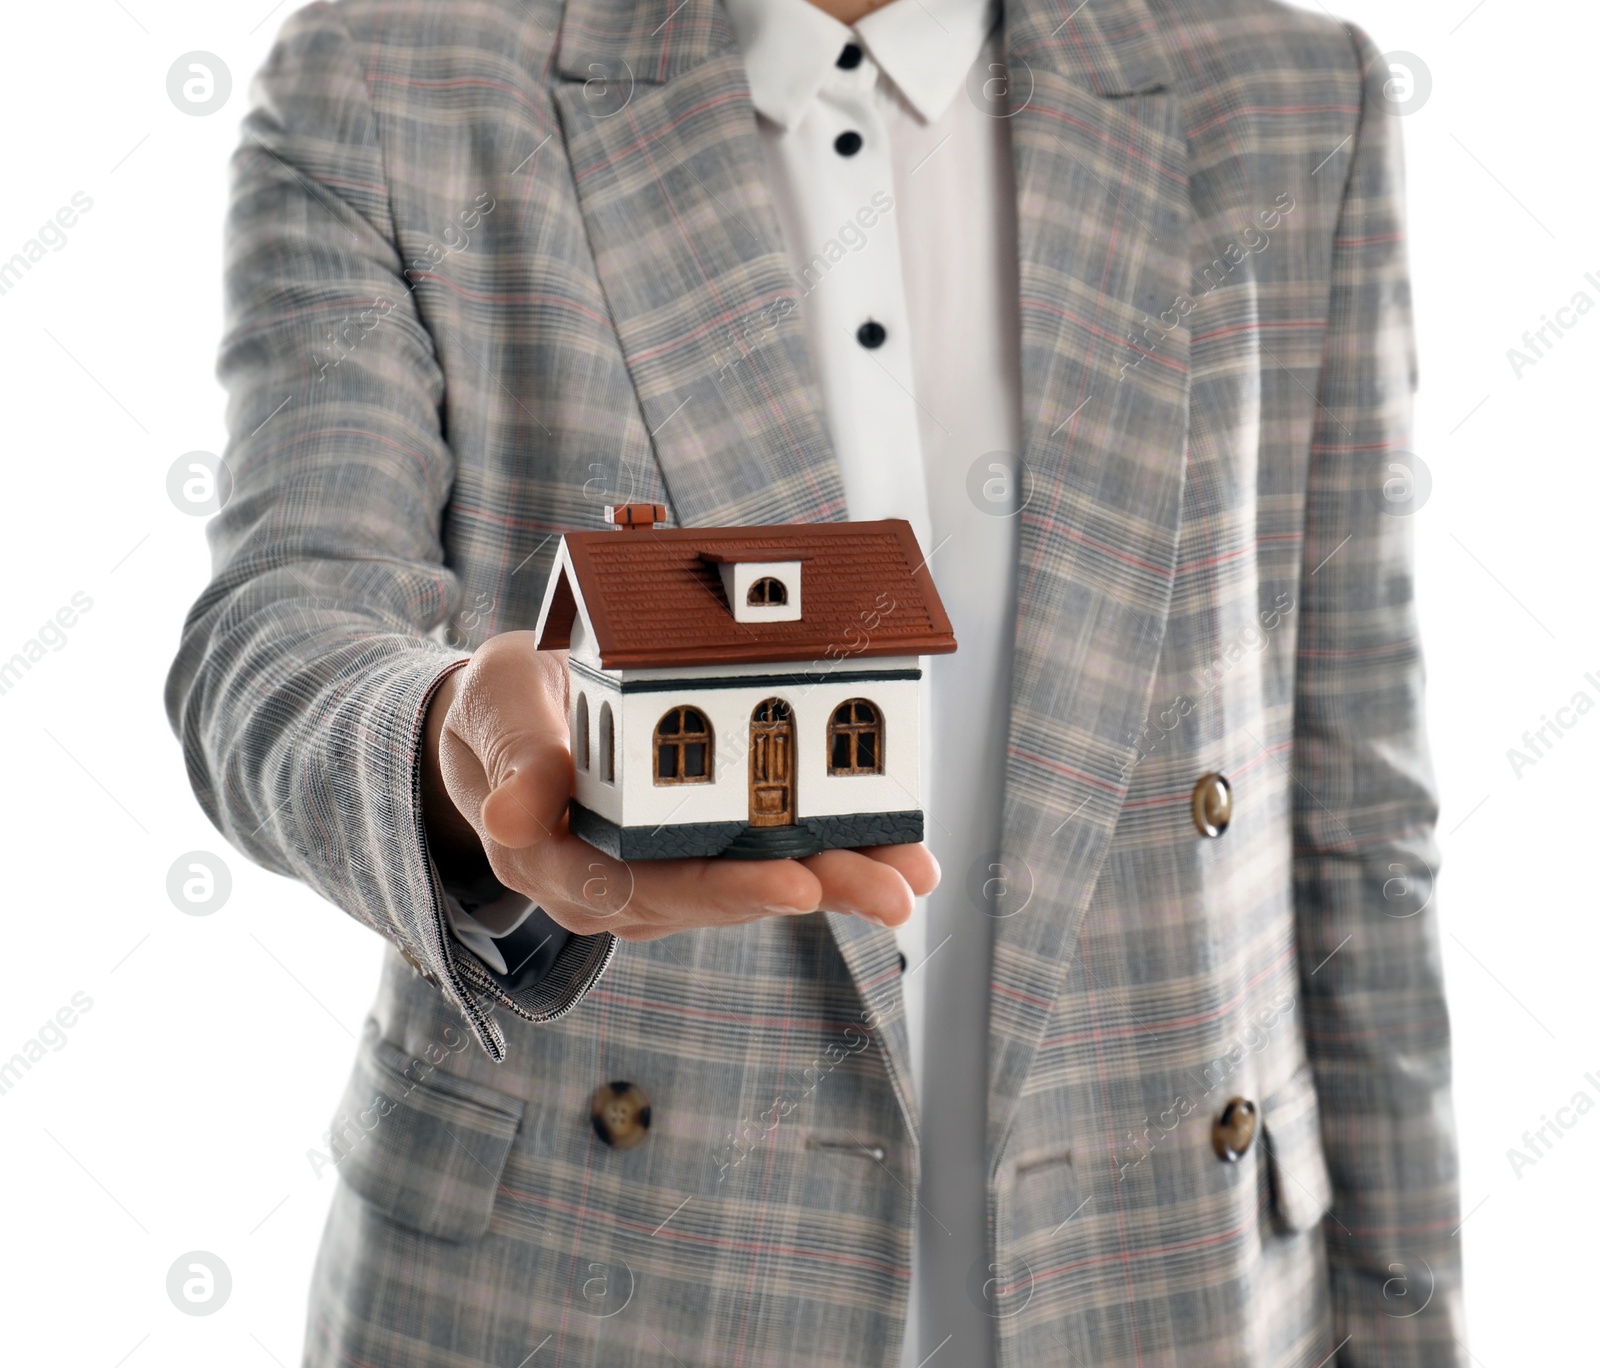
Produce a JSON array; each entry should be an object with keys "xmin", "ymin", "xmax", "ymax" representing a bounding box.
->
[{"xmin": 723, "ymin": 0, "xmax": 1020, "ymax": 1362}]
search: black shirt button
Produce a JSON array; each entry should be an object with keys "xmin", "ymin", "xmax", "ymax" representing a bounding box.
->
[
  {"xmin": 897, "ymin": 951, "xmax": 907, "ymax": 973},
  {"xmin": 837, "ymin": 42, "xmax": 863, "ymax": 69},
  {"xmin": 857, "ymin": 320, "xmax": 887, "ymax": 349},
  {"xmin": 834, "ymin": 130, "xmax": 863, "ymax": 157}
]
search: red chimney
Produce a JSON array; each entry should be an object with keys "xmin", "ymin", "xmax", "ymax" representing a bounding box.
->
[{"xmin": 606, "ymin": 502, "xmax": 666, "ymax": 531}]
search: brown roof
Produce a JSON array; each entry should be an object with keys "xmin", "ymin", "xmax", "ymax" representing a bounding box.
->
[{"xmin": 536, "ymin": 520, "xmax": 957, "ymax": 670}]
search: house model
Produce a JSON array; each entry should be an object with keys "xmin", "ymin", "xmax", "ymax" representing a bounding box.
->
[{"xmin": 533, "ymin": 504, "xmax": 958, "ymax": 860}]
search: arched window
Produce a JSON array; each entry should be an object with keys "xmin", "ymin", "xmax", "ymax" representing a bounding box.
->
[
  {"xmin": 828, "ymin": 699, "xmax": 882, "ymax": 775},
  {"xmin": 598, "ymin": 701, "xmax": 615, "ymax": 783},
  {"xmin": 654, "ymin": 706, "xmax": 713, "ymax": 784},
  {"xmin": 747, "ymin": 576, "xmax": 788, "ymax": 606},
  {"xmin": 574, "ymin": 693, "xmax": 590, "ymax": 771}
]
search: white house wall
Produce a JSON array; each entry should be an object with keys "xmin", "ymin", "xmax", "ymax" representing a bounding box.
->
[
  {"xmin": 569, "ymin": 674, "xmax": 625, "ymax": 825},
  {"xmin": 604, "ymin": 672, "xmax": 922, "ymax": 829}
]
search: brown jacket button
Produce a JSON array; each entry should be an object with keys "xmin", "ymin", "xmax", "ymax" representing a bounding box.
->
[
  {"xmin": 1192, "ymin": 772, "xmax": 1232, "ymax": 838},
  {"xmin": 591, "ymin": 1081, "xmax": 652, "ymax": 1150},
  {"xmin": 1212, "ymin": 1096, "xmax": 1258, "ymax": 1161}
]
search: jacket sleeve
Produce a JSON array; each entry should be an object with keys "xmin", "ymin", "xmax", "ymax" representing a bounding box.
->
[
  {"xmin": 1291, "ymin": 25, "xmax": 1467, "ymax": 1366},
  {"xmin": 163, "ymin": 3, "xmax": 615, "ymax": 1061}
]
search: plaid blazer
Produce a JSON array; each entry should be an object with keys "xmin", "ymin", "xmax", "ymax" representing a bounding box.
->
[{"xmin": 166, "ymin": 0, "xmax": 1465, "ymax": 1362}]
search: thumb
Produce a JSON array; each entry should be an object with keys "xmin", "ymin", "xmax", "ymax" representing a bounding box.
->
[{"xmin": 477, "ymin": 733, "xmax": 572, "ymax": 849}]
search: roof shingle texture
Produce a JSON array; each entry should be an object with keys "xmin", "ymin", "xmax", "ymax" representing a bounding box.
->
[{"xmin": 540, "ymin": 520, "xmax": 957, "ymax": 670}]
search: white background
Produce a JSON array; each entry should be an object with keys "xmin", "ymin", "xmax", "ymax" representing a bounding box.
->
[{"xmin": 0, "ymin": 0, "xmax": 1593, "ymax": 1363}]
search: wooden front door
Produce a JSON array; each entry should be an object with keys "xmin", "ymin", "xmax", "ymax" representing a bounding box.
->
[{"xmin": 748, "ymin": 698, "xmax": 794, "ymax": 827}]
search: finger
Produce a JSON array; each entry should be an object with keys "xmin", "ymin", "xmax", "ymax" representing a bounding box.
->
[
  {"xmin": 616, "ymin": 855, "xmax": 825, "ymax": 936},
  {"xmin": 444, "ymin": 635, "xmax": 572, "ymax": 850},
  {"xmin": 640, "ymin": 853, "xmax": 824, "ymax": 920},
  {"xmin": 799, "ymin": 848, "xmax": 917, "ymax": 927},
  {"xmin": 494, "ymin": 833, "xmax": 825, "ymax": 937},
  {"xmin": 857, "ymin": 842, "xmax": 940, "ymax": 898}
]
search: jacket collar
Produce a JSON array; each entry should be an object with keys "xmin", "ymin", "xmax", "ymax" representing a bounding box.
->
[
  {"xmin": 1006, "ymin": 0, "xmax": 1174, "ymax": 94},
  {"xmin": 555, "ymin": 0, "xmax": 740, "ymax": 85},
  {"xmin": 556, "ymin": 0, "xmax": 1175, "ymax": 97}
]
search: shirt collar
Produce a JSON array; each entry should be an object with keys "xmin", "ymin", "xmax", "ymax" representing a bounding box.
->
[
  {"xmin": 723, "ymin": 0, "xmax": 999, "ymax": 131},
  {"xmin": 857, "ymin": 0, "xmax": 999, "ymax": 123}
]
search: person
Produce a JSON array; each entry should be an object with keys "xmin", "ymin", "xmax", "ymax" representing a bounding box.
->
[{"xmin": 166, "ymin": 0, "xmax": 1466, "ymax": 1362}]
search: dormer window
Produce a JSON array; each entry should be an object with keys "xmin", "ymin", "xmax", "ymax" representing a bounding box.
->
[
  {"xmin": 747, "ymin": 577, "xmax": 787, "ymax": 607},
  {"xmin": 700, "ymin": 552, "xmax": 803, "ymax": 624}
]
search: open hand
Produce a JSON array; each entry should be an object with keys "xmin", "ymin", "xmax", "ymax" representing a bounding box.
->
[{"xmin": 422, "ymin": 631, "xmax": 939, "ymax": 941}]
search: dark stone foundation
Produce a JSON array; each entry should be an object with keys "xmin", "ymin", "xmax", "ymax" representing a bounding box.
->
[{"xmin": 569, "ymin": 804, "xmax": 924, "ymax": 861}]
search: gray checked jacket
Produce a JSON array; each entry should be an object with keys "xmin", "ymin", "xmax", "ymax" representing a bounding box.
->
[{"xmin": 165, "ymin": 0, "xmax": 1466, "ymax": 1362}]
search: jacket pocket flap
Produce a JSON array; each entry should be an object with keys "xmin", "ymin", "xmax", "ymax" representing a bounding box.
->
[
  {"xmin": 1261, "ymin": 1062, "xmax": 1334, "ymax": 1233},
  {"xmin": 329, "ymin": 1028, "xmax": 526, "ymax": 1243}
]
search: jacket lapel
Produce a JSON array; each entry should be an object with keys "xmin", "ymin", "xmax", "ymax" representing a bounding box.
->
[
  {"xmin": 553, "ymin": 0, "xmax": 845, "ymax": 530},
  {"xmin": 554, "ymin": 0, "xmax": 920, "ymax": 1138},
  {"xmin": 986, "ymin": 0, "xmax": 1192, "ymax": 1164}
]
